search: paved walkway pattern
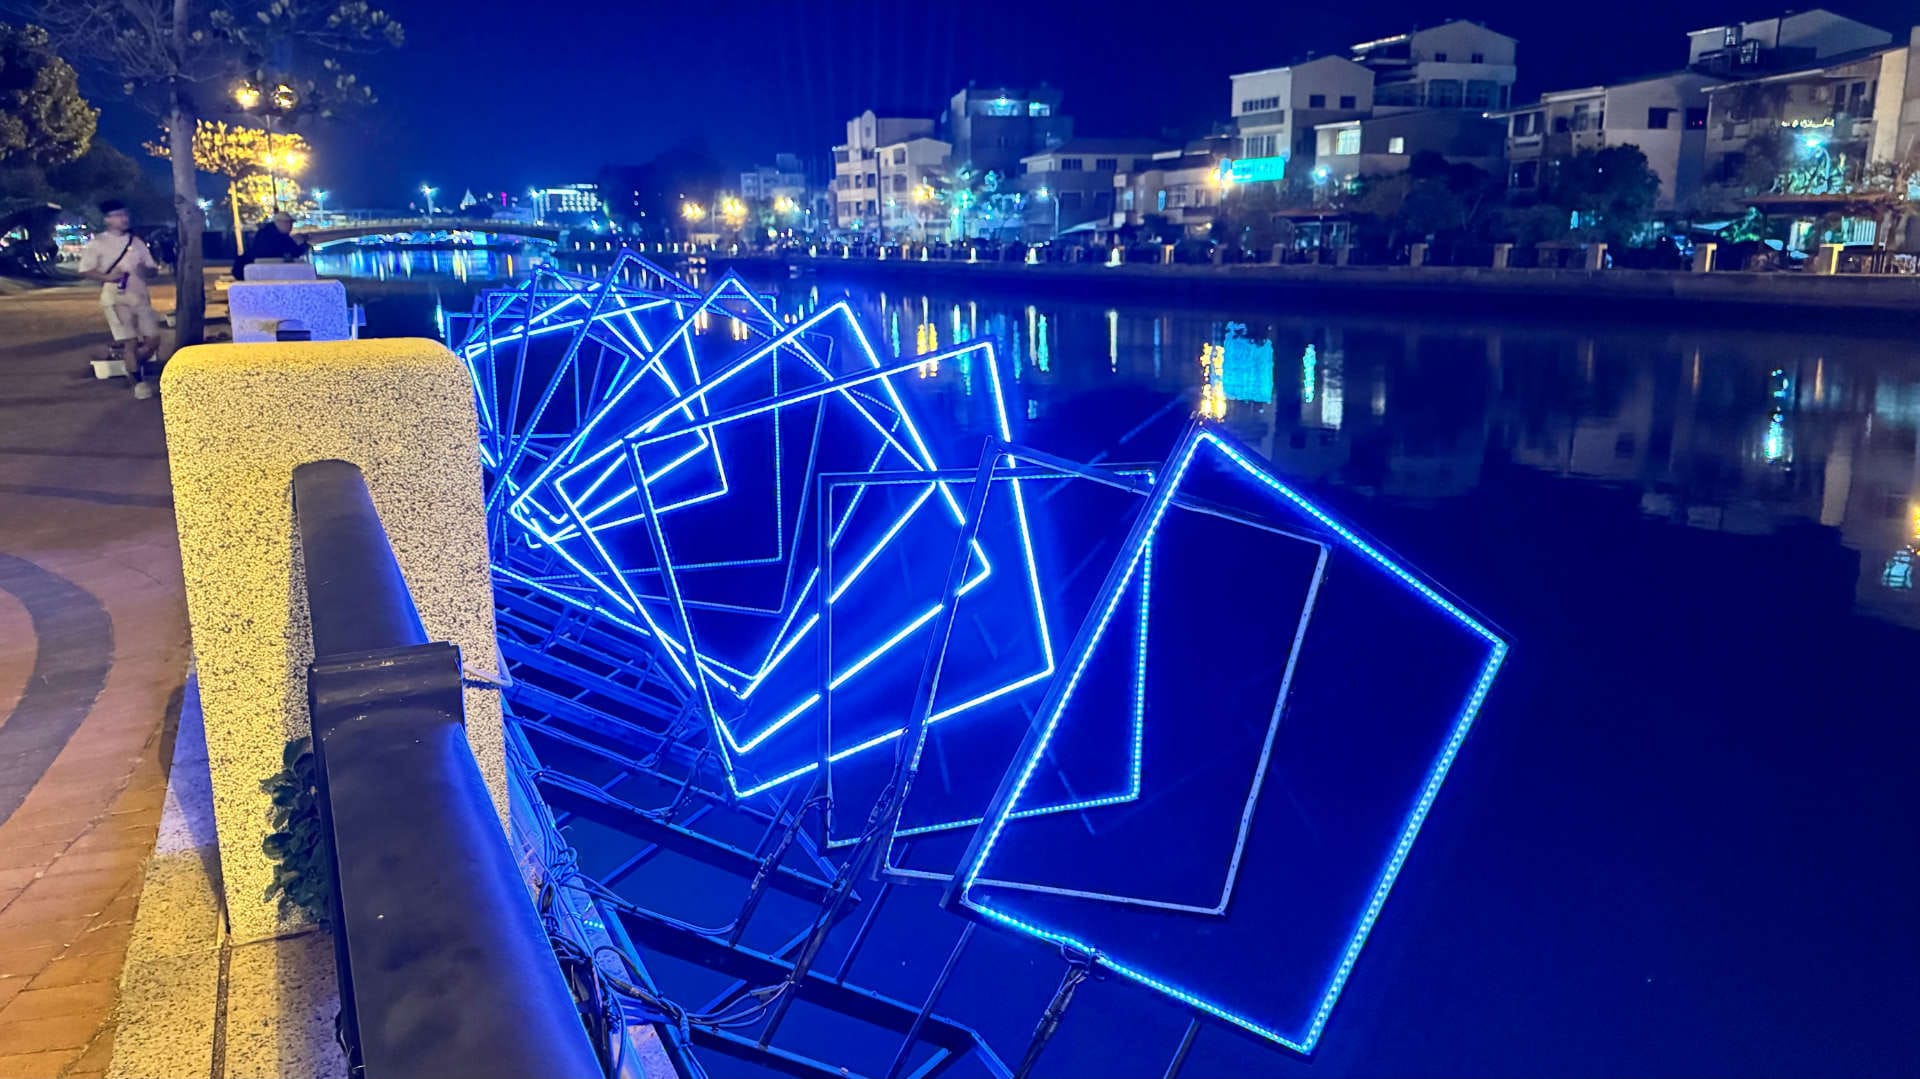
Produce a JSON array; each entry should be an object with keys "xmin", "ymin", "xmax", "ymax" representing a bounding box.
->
[{"xmin": 0, "ymin": 281, "xmax": 191, "ymax": 1077}]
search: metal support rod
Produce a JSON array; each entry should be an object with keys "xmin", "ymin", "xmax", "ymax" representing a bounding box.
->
[
  {"xmin": 730, "ymin": 788, "xmax": 818, "ymax": 946},
  {"xmin": 1161, "ymin": 1017, "xmax": 1202, "ymax": 1079},
  {"xmin": 1013, "ymin": 961, "xmax": 1092, "ymax": 1079},
  {"xmin": 883, "ymin": 922, "xmax": 976, "ymax": 1079},
  {"xmin": 830, "ymin": 878, "xmax": 893, "ymax": 982}
]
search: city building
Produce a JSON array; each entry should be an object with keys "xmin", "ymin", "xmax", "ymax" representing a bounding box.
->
[
  {"xmin": 875, "ymin": 136, "xmax": 953, "ymax": 239},
  {"xmin": 1699, "ymin": 33, "xmax": 1915, "ymax": 244},
  {"xmin": 1111, "ymin": 137, "xmax": 1235, "ymax": 237},
  {"xmin": 1312, "ymin": 109, "xmax": 1506, "ymax": 185},
  {"xmin": 944, "ymin": 83, "xmax": 1071, "ymax": 178},
  {"xmin": 1351, "ymin": 19, "xmax": 1518, "ymax": 112},
  {"xmin": 1687, "ymin": 9, "xmax": 1893, "ymax": 75},
  {"xmin": 741, "ymin": 154, "xmax": 807, "ymax": 201},
  {"xmin": 1018, "ymin": 138, "xmax": 1166, "ymax": 241},
  {"xmin": 531, "ymin": 183, "xmax": 601, "ymax": 222},
  {"xmin": 1500, "ymin": 72, "xmax": 1722, "ymax": 211},
  {"xmin": 1230, "ymin": 56, "xmax": 1375, "ymax": 183},
  {"xmin": 833, "ymin": 111, "xmax": 935, "ymax": 232}
]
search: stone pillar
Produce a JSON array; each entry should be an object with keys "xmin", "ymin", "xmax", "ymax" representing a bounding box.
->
[
  {"xmin": 1271, "ymin": 243, "xmax": 1287, "ymax": 265},
  {"xmin": 160, "ymin": 339, "xmax": 502, "ymax": 944},
  {"xmin": 1491, "ymin": 243, "xmax": 1513, "ymax": 270},
  {"xmin": 1692, "ymin": 243, "xmax": 1717, "ymax": 273},
  {"xmin": 1335, "ymin": 244, "xmax": 1352, "ymax": 266},
  {"xmin": 1409, "ymin": 243, "xmax": 1428, "ymax": 268},
  {"xmin": 1585, "ymin": 243, "xmax": 1609, "ymax": 270},
  {"xmin": 1210, "ymin": 245, "xmax": 1224, "ymax": 266},
  {"xmin": 1162, "ymin": 243, "xmax": 1176, "ymax": 265},
  {"xmin": 1818, "ymin": 242, "xmax": 1844, "ymax": 274},
  {"xmin": 1107, "ymin": 245, "xmax": 1124, "ymax": 266}
]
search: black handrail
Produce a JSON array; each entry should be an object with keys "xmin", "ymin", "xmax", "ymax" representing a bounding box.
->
[{"xmin": 293, "ymin": 459, "xmax": 604, "ymax": 1079}]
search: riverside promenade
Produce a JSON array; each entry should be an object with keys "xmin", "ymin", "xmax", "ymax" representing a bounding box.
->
[{"xmin": 0, "ymin": 279, "xmax": 190, "ymax": 1078}]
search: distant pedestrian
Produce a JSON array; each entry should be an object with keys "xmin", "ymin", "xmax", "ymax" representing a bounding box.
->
[
  {"xmin": 76, "ymin": 199, "xmax": 161, "ymax": 400},
  {"xmin": 233, "ymin": 211, "xmax": 311, "ymax": 280}
]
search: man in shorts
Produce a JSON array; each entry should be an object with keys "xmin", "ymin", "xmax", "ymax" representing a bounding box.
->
[{"xmin": 77, "ymin": 199, "xmax": 162, "ymax": 399}]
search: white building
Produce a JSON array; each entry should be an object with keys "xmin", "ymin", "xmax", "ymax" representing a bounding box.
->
[
  {"xmin": 742, "ymin": 153, "xmax": 806, "ymax": 201},
  {"xmin": 875, "ymin": 136, "xmax": 953, "ymax": 239},
  {"xmin": 833, "ymin": 112, "xmax": 936, "ymax": 232},
  {"xmin": 1351, "ymin": 19, "xmax": 1518, "ymax": 112},
  {"xmin": 1501, "ymin": 72, "xmax": 1722, "ymax": 211},
  {"xmin": 1017, "ymin": 138, "xmax": 1165, "ymax": 241},
  {"xmin": 1687, "ymin": 9, "xmax": 1892, "ymax": 75},
  {"xmin": 1230, "ymin": 56, "xmax": 1375, "ymax": 182},
  {"xmin": 531, "ymin": 184, "xmax": 600, "ymax": 222}
]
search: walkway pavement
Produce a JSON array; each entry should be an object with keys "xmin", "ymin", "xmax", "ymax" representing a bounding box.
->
[{"xmin": 0, "ymin": 279, "xmax": 191, "ymax": 1078}]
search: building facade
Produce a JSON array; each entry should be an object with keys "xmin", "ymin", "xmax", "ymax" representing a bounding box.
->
[
  {"xmin": 1313, "ymin": 109, "xmax": 1507, "ymax": 185},
  {"xmin": 945, "ymin": 84, "xmax": 1071, "ymax": 178},
  {"xmin": 834, "ymin": 112, "xmax": 935, "ymax": 233},
  {"xmin": 1687, "ymin": 9, "xmax": 1893, "ymax": 75},
  {"xmin": 1501, "ymin": 72, "xmax": 1721, "ymax": 211},
  {"xmin": 741, "ymin": 154, "xmax": 806, "ymax": 201},
  {"xmin": 875, "ymin": 137, "xmax": 953, "ymax": 239},
  {"xmin": 1230, "ymin": 56, "xmax": 1375, "ymax": 182},
  {"xmin": 1111, "ymin": 138, "xmax": 1235, "ymax": 237},
  {"xmin": 1701, "ymin": 43, "xmax": 1911, "ymax": 197},
  {"xmin": 1017, "ymin": 138, "xmax": 1165, "ymax": 241},
  {"xmin": 1351, "ymin": 19, "xmax": 1518, "ymax": 112},
  {"xmin": 531, "ymin": 184, "xmax": 601, "ymax": 222}
]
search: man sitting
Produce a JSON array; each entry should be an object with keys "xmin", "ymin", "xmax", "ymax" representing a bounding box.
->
[{"xmin": 234, "ymin": 211, "xmax": 312, "ymax": 280}]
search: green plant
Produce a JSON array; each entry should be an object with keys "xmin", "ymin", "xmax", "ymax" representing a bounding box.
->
[{"xmin": 260, "ymin": 736, "xmax": 332, "ymax": 928}]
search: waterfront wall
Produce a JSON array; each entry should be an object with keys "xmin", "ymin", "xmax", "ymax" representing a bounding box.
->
[{"xmin": 697, "ymin": 254, "xmax": 1920, "ymax": 322}]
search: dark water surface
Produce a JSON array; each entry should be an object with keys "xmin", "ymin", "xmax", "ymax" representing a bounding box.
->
[{"xmin": 327, "ymin": 249, "xmax": 1919, "ymax": 1077}]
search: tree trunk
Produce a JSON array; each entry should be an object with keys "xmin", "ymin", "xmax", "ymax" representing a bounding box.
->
[{"xmin": 167, "ymin": 0, "xmax": 204, "ymax": 349}]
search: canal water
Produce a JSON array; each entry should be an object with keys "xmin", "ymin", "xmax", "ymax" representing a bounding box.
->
[{"xmin": 317, "ymin": 246, "xmax": 1919, "ymax": 1076}]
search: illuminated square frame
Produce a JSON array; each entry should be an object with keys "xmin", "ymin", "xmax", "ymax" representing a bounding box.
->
[{"xmin": 947, "ymin": 420, "xmax": 1510, "ymax": 1055}]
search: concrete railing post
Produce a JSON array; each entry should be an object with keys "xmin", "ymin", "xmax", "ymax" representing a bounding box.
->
[
  {"xmin": 1409, "ymin": 242, "xmax": 1428, "ymax": 268},
  {"xmin": 1491, "ymin": 243, "xmax": 1512, "ymax": 270},
  {"xmin": 1586, "ymin": 243, "xmax": 1609, "ymax": 270},
  {"xmin": 1818, "ymin": 242, "xmax": 1844, "ymax": 274},
  {"xmin": 1162, "ymin": 243, "xmax": 1176, "ymax": 265},
  {"xmin": 1693, "ymin": 242, "xmax": 1717, "ymax": 273},
  {"xmin": 161, "ymin": 339, "xmax": 503, "ymax": 944},
  {"xmin": 1335, "ymin": 244, "xmax": 1353, "ymax": 267}
]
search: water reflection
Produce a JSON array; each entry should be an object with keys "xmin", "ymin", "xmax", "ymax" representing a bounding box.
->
[
  {"xmin": 326, "ymin": 254, "xmax": 1920, "ymax": 632},
  {"xmin": 311, "ymin": 245, "xmax": 526, "ymax": 283}
]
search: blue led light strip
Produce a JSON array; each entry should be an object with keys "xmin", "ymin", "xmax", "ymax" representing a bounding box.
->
[{"xmin": 953, "ymin": 421, "xmax": 1510, "ymax": 1054}]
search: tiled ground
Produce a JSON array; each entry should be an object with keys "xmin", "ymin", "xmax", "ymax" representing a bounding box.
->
[{"xmin": 0, "ymin": 279, "xmax": 192, "ymax": 1077}]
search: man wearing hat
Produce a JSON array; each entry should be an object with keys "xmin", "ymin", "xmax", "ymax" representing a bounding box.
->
[{"xmin": 76, "ymin": 199, "xmax": 162, "ymax": 399}]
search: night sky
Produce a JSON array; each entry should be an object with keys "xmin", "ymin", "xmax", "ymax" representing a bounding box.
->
[{"xmin": 83, "ymin": 0, "xmax": 1920, "ymax": 207}]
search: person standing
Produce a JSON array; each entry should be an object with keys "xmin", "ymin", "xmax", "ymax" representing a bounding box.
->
[
  {"xmin": 234, "ymin": 211, "xmax": 311, "ymax": 280},
  {"xmin": 76, "ymin": 199, "xmax": 162, "ymax": 399}
]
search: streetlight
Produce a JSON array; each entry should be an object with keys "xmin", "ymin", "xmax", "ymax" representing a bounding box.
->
[
  {"xmin": 233, "ymin": 80, "xmax": 297, "ymax": 213},
  {"xmin": 1035, "ymin": 184, "xmax": 1060, "ymax": 240},
  {"xmin": 681, "ymin": 201, "xmax": 706, "ymax": 222},
  {"xmin": 421, "ymin": 184, "xmax": 438, "ymax": 215},
  {"xmin": 312, "ymin": 189, "xmax": 329, "ymax": 212},
  {"xmin": 773, "ymin": 195, "xmax": 797, "ymax": 215}
]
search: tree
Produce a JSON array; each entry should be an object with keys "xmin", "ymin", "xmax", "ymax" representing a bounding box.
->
[
  {"xmin": 41, "ymin": 0, "xmax": 402, "ymax": 347},
  {"xmin": 0, "ymin": 23, "xmax": 95, "ymax": 166},
  {"xmin": 1540, "ymin": 145, "xmax": 1661, "ymax": 245},
  {"xmin": 1850, "ymin": 141, "xmax": 1920, "ymax": 269},
  {"xmin": 147, "ymin": 119, "xmax": 312, "ymax": 249}
]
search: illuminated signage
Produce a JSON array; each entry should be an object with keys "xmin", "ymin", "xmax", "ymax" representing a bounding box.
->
[{"xmin": 1227, "ymin": 155, "xmax": 1290, "ymax": 183}]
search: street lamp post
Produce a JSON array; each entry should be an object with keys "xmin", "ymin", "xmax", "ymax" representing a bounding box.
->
[
  {"xmin": 421, "ymin": 185, "xmax": 438, "ymax": 216},
  {"xmin": 1036, "ymin": 185, "xmax": 1060, "ymax": 242},
  {"xmin": 233, "ymin": 81, "xmax": 297, "ymax": 213}
]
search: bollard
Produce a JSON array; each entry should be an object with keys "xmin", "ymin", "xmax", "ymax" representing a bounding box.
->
[
  {"xmin": 1108, "ymin": 245, "xmax": 1124, "ymax": 267},
  {"xmin": 1162, "ymin": 243, "xmax": 1176, "ymax": 265},
  {"xmin": 1271, "ymin": 243, "xmax": 1287, "ymax": 265},
  {"xmin": 1210, "ymin": 245, "xmax": 1224, "ymax": 266},
  {"xmin": 1692, "ymin": 242, "xmax": 1716, "ymax": 273},
  {"xmin": 1817, "ymin": 242, "xmax": 1843, "ymax": 274},
  {"xmin": 1491, "ymin": 243, "xmax": 1512, "ymax": 270},
  {"xmin": 1335, "ymin": 244, "xmax": 1352, "ymax": 267},
  {"xmin": 1409, "ymin": 242, "xmax": 1428, "ymax": 268},
  {"xmin": 1585, "ymin": 243, "xmax": 1609, "ymax": 271}
]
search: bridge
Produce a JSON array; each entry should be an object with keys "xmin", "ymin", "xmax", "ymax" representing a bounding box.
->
[{"xmin": 304, "ymin": 218, "xmax": 562, "ymax": 247}]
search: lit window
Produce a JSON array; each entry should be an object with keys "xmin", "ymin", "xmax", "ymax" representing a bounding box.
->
[
  {"xmin": 1388, "ymin": 136, "xmax": 1406, "ymax": 154},
  {"xmin": 1723, "ymin": 25, "xmax": 1740, "ymax": 47},
  {"xmin": 1335, "ymin": 128, "xmax": 1361, "ymax": 155},
  {"xmin": 1029, "ymin": 101, "xmax": 1051, "ymax": 116}
]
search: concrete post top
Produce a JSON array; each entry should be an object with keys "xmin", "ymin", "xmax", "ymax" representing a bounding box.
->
[{"xmin": 164, "ymin": 337, "xmax": 458, "ymax": 383}]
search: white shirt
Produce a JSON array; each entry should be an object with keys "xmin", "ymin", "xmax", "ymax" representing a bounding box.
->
[{"xmin": 77, "ymin": 232, "xmax": 157, "ymax": 304}]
